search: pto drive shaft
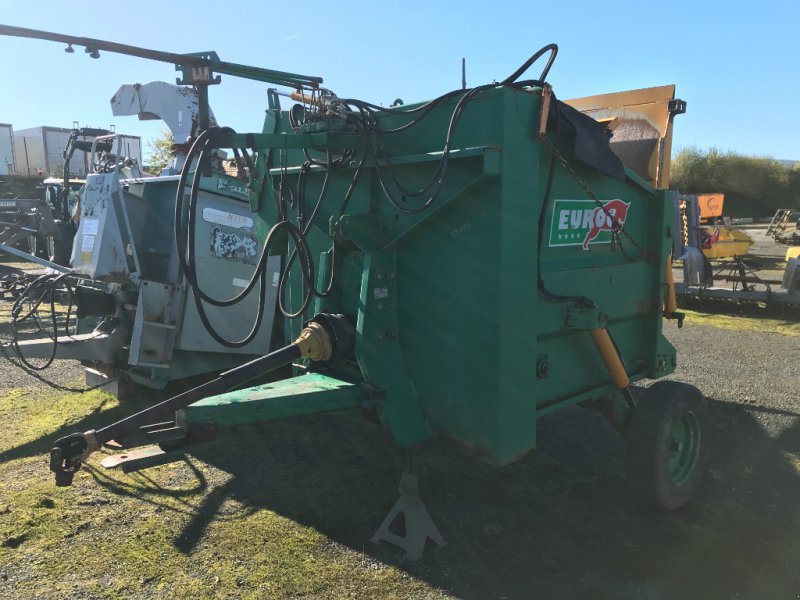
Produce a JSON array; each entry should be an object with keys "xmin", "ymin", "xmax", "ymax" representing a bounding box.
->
[{"xmin": 49, "ymin": 319, "xmax": 335, "ymax": 486}]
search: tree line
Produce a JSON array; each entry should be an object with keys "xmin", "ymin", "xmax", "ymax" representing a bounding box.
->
[{"xmin": 671, "ymin": 148, "xmax": 800, "ymax": 218}]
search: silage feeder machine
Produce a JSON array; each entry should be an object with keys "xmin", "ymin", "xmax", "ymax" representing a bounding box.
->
[{"xmin": 1, "ymin": 25, "xmax": 710, "ymax": 560}]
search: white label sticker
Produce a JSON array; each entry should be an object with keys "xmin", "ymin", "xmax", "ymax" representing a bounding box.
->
[
  {"xmin": 373, "ymin": 287, "xmax": 389, "ymax": 300},
  {"xmin": 81, "ymin": 234, "xmax": 95, "ymax": 252},
  {"xmin": 232, "ymin": 277, "xmax": 249, "ymax": 289},
  {"xmin": 216, "ymin": 178, "xmax": 250, "ymax": 197},
  {"xmin": 272, "ymin": 272, "xmax": 280, "ymax": 288},
  {"xmin": 0, "ymin": 200, "xmax": 16, "ymax": 207},
  {"xmin": 202, "ymin": 207, "xmax": 253, "ymax": 229},
  {"xmin": 82, "ymin": 218, "xmax": 100, "ymax": 236}
]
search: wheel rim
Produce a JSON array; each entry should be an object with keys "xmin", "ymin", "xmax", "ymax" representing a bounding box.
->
[{"xmin": 668, "ymin": 411, "xmax": 701, "ymax": 486}]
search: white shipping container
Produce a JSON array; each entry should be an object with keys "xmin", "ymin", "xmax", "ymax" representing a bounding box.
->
[
  {"xmin": 13, "ymin": 126, "xmax": 70, "ymax": 177},
  {"xmin": 0, "ymin": 124, "xmax": 14, "ymax": 175},
  {"xmin": 13, "ymin": 127, "xmax": 143, "ymax": 177}
]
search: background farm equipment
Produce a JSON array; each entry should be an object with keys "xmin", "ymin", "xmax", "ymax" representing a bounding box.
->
[
  {"xmin": 674, "ymin": 193, "xmax": 800, "ymax": 310},
  {"xmin": 766, "ymin": 208, "xmax": 800, "ymax": 251},
  {"xmin": 0, "ymin": 125, "xmax": 119, "ymax": 266},
  {"xmin": 11, "ymin": 124, "xmax": 141, "ymax": 179},
  {"xmin": 2, "ymin": 24, "xmax": 710, "ymax": 560}
]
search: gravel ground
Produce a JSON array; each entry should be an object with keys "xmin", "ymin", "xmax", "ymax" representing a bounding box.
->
[{"xmin": 665, "ymin": 320, "xmax": 799, "ymax": 436}]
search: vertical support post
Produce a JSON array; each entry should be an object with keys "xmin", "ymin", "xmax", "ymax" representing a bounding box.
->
[
  {"xmin": 197, "ymin": 84, "xmax": 210, "ymax": 133},
  {"xmin": 23, "ymin": 137, "xmax": 30, "ymax": 177}
]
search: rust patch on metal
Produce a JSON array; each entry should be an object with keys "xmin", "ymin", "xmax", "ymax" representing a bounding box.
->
[{"xmin": 634, "ymin": 297, "xmax": 652, "ymax": 313}]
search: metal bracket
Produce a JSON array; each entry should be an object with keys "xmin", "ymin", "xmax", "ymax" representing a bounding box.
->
[
  {"xmin": 663, "ymin": 310, "xmax": 685, "ymax": 328},
  {"xmin": 562, "ymin": 306, "xmax": 605, "ymax": 330},
  {"xmin": 103, "ymin": 422, "xmax": 186, "ymax": 449},
  {"xmin": 100, "ymin": 445, "xmax": 185, "ymax": 473},
  {"xmin": 538, "ymin": 83, "xmax": 553, "ymax": 138},
  {"xmin": 100, "ymin": 420, "xmax": 218, "ymax": 473},
  {"xmin": 668, "ymin": 98, "xmax": 687, "ymax": 117},
  {"xmin": 175, "ymin": 51, "xmax": 222, "ymax": 86}
]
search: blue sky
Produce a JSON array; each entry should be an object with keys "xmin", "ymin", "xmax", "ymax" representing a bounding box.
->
[{"xmin": 1, "ymin": 0, "xmax": 797, "ymax": 161}]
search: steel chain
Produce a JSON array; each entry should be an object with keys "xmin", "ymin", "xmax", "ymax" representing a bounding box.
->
[{"xmin": 540, "ymin": 135, "xmax": 657, "ymax": 264}]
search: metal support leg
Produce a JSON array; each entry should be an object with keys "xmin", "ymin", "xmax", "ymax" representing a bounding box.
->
[{"xmin": 371, "ymin": 471, "xmax": 445, "ymax": 561}]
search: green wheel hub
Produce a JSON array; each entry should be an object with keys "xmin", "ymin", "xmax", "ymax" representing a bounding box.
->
[{"xmin": 668, "ymin": 412, "xmax": 701, "ymax": 486}]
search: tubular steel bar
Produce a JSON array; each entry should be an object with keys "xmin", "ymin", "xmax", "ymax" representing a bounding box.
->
[
  {"xmin": 0, "ymin": 24, "xmax": 323, "ymax": 89},
  {"xmin": 0, "ymin": 242, "xmax": 72, "ymax": 273}
]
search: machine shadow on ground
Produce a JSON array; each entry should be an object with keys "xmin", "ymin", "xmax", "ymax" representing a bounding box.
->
[
  {"xmin": 0, "ymin": 365, "xmax": 163, "ymax": 464},
  {"xmin": 85, "ymin": 391, "xmax": 800, "ymax": 599}
]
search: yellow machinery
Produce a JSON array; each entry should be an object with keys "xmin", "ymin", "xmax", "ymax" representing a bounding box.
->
[{"xmin": 700, "ymin": 226, "xmax": 754, "ymax": 259}]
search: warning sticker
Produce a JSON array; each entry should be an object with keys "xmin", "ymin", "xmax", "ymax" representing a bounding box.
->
[
  {"xmin": 81, "ymin": 234, "xmax": 96, "ymax": 252},
  {"xmin": 82, "ymin": 218, "xmax": 99, "ymax": 236}
]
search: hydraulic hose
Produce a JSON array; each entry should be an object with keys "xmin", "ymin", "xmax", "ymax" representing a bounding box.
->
[
  {"xmin": 175, "ymin": 45, "xmax": 562, "ymax": 342},
  {"xmin": 9, "ymin": 273, "xmax": 76, "ymax": 370},
  {"xmin": 174, "ymin": 128, "xmax": 324, "ymax": 346}
]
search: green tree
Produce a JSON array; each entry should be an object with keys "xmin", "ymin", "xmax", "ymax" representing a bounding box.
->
[
  {"xmin": 671, "ymin": 147, "xmax": 798, "ymax": 218},
  {"xmin": 145, "ymin": 128, "xmax": 174, "ymax": 175}
]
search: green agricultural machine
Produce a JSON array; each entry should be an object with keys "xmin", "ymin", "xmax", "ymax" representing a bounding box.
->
[{"xmin": 2, "ymin": 25, "xmax": 710, "ymax": 559}]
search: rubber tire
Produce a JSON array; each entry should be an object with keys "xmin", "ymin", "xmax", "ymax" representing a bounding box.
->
[{"xmin": 625, "ymin": 381, "xmax": 710, "ymax": 510}]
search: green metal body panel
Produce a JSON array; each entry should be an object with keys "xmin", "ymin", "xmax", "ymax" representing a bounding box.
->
[
  {"xmin": 197, "ymin": 85, "xmax": 676, "ymax": 466},
  {"xmin": 182, "ymin": 372, "xmax": 363, "ymax": 426}
]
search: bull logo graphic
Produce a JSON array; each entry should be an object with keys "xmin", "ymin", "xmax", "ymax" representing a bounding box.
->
[{"xmin": 582, "ymin": 199, "xmax": 631, "ymax": 250}]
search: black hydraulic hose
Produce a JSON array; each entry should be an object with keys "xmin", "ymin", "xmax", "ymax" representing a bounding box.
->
[
  {"xmin": 174, "ymin": 128, "xmax": 270, "ymax": 347},
  {"xmin": 342, "ymin": 43, "xmax": 557, "ymax": 138},
  {"xmin": 357, "ymin": 46, "xmax": 558, "ymax": 215},
  {"xmin": 10, "ymin": 272, "xmax": 76, "ymax": 370},
  {"xmin": 174, "ymin": 127, "xmax": 339, "ymax": 340},
  {"xmin": 501, "ymin": 44, "xmax": 558, "ymax": 86},
  {"xmin": 174, "ymin": 44, "xmax": 563, "ymax": 338}
]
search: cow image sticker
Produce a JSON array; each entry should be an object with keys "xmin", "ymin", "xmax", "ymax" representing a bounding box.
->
[{"xmin": 549, "ymin": 199, "xmax": 631, "ymax": 250}]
